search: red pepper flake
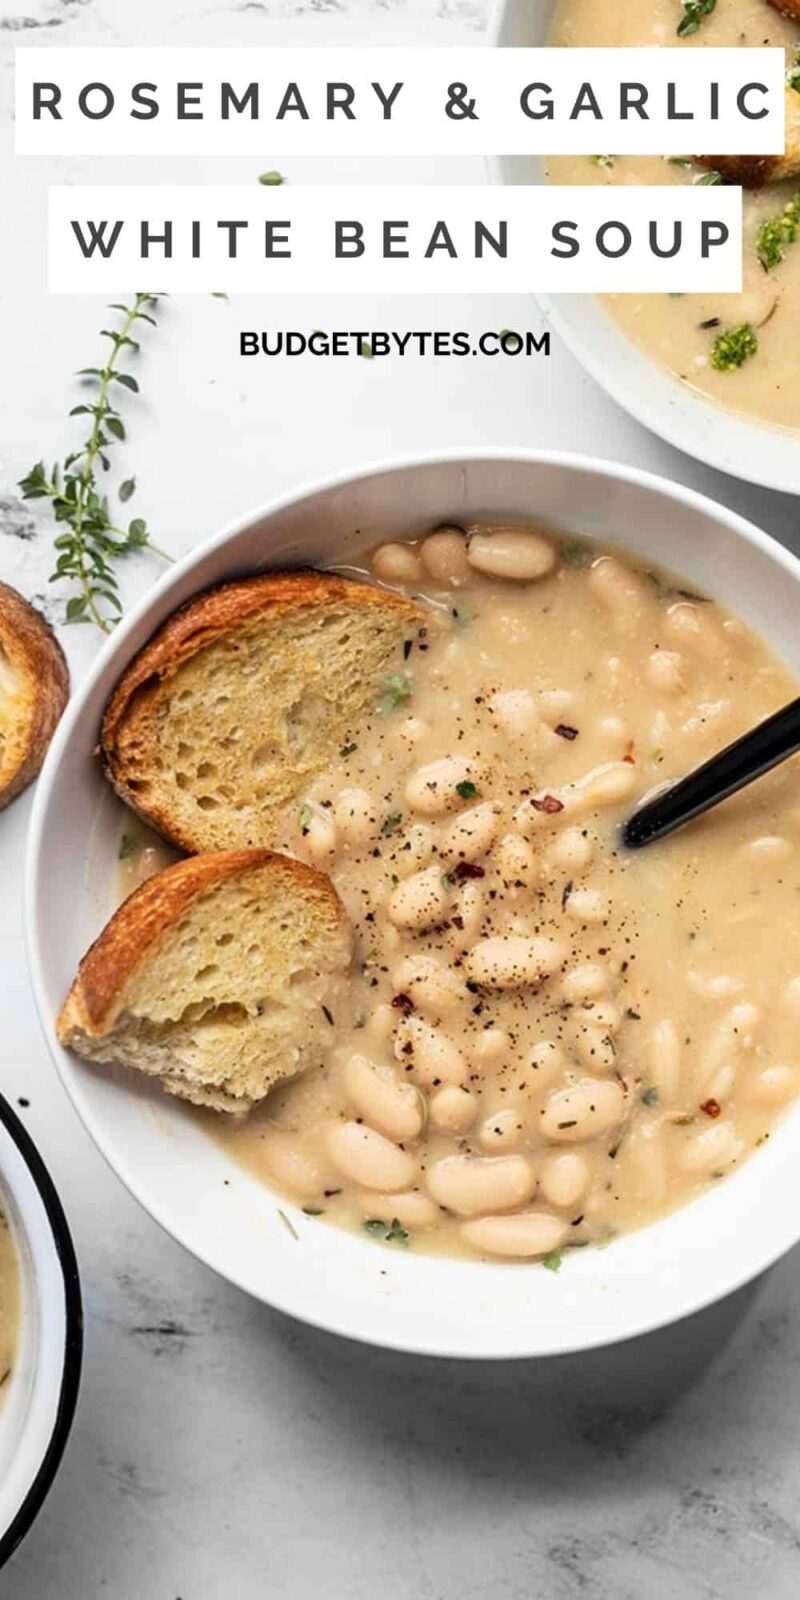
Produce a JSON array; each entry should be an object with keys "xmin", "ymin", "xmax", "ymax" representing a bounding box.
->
[
  {"xmin": 554, "ymin": 724, "xmax": 579, "ymax": 741},
  {"xmin": 391, "ymin": 992, "xmax": 415, "ymax": 1015},
  {"xmin": 623, "ymin": 740, "xmax": 636, "ymax": 764},
  {"xmin": 452, "ymin": 860, "xmax": 486, "ymax": 882},
  {"xmin": 531, "ymin": 793, "xmax": 564, "ymax": 815},
  {"xmin": 700, "ymin": 1098, "xmax": 721, "ymax": 1119}
]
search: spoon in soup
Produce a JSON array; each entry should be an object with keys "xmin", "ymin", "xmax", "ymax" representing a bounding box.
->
[{"xmin": 622, "ymin": 694, "xmax": 800, "ymax": 850}]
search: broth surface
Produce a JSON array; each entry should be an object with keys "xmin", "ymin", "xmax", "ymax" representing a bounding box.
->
[
  {"xmin": 0, "ymin": 1200, "xmax": 20, "ymax": 1401},
  {"xmin": 547, "ymin": 0, "xmax": 800, "ymax": 431},
  {"xmin": 119, "ymin": 526, "xmax": 800, "ymax": 1263}
]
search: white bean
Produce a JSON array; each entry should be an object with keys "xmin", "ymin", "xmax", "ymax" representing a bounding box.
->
[
  {"xmin": 439, "ymin": 802, "xmax": 501, "ymax": 863},
  {"xmin": 478, "ymin": 1107, "xmax": 525, "ymax": 1152},
  {"xmin": 529, "ymin": 1040, "xmax": 566, "ymax": 1088},
  {"xmin": 395, "ymin": 1015, "xmax": 468, "ymax": 1089},
  {"xmin": 678, "ymin": 1121, "xmax": 743, "ymax": 1175},
  {"xmin": 460, "ymin": 1211, "xmax": 568, "ymax": 1259},
  {"xmin": 571, "ymin": 761, "xmax": 637, "ymax": 811},
  {"xmin": 393, "ymin": 955, "xmax": 468, "ymax": 1017},
  {"xmin": 560, "ymin": 963, "xmax": 610, "ymax": 1003},
  {"xmin": 327, "ymin": 1121, "xmax": 417, "ymax": 1192},
  {"xmin": 740, "ymin": 835, "xmax": 793, "ymax": 864},
  {"xmin": 304, "ymin": 810, "xmax": 337, "ymax": 865},
  {"xmin": 470, "ymin": 1028, "xmax": 512, "ymax": 1071},
  {"xmin": 332, "ymin": 787, "xmax": 375, "ymax": 847},
  {"xmin": 467, "ymin": 527, "xmax": 557, "ymax": 583},
  {"xmin": 615, "ymin": 1122, "xmax": 668, "ymax": 1205},
  {"xmin": 539, "ymin": 1150, "xmax": 590, "ymax": 1209},
  {"xmin": 395, "ymin": 824, "xmax": 434, "ymax": 875},
  {"xmin": 448, "ymin": 881, "xmax": 485, "ymax": 950},
  {"xmin": 563, "ymin": 886, "xmax": 609, "ymax": 924},
  {"xmin": 698, "ymin": 1002, "xmax": 760, "ymax": 1093},
  {"xmin": 356, "ymin": 1189, "xmax": 440, "ymax": 1230},
  {"xmin": 540, "ymin": 1079, "xmax": 625, "ymax": 1143},
  {"xmin": 343, "ymin": 1054, "xmax": 425, "ymax": 1142},
  {"xmin": 588, "ymin": 555, "xmax": 650, "ymax": 627},
  {"xmin": 495, "ymin": 832, "xmax": 539, "ymax": 888},
  {"xmin": 466, "ymin": 935, "xmax": 565, "ymax": 991},
  {"xmin": 371, "ymin": 542, "xmax": 424, "ymax": 585},
  {"xmin": 647, "ymin": 649, "xmax": 685, "ymax": 696},
  {"xmin": 664, "ymin": 600, "xmax": 719, "ymax": 657},
  {"xmin": 743, "ymin": 1064, "xmax": 798, "ymax": 1108},
  {"xmin": 405, "ymin": 756, "xmax": 484, "ymax": 817},
  {"xmin": 427, "ymin": 1153, "xmax": 536, "ymax": 1215},
  {"xmin": 419, "ymin": 529, "xmax": 471, "ymax": 585},
  {"xmin": 547, "ymin": 828, "xmax": 594, "ymax": 873},
  {"xmin": 487, "ymin": 689, "xmax": 539, "ymax": 741},
  {"xmin": 573, "ymin": 1025, "xmax": 617, "ymax": 1073},
  {"xmin": 388, "ymin": 865, "xmax": 450, "ymax": 931},
  {"xmin": 364, "ymin": 1003, "xmax": 395, "ymax": 1046},
  {"xmin": 648, "ymin": 1019, "xmax": 682, "ymax": 1102},
  {"xmin": 429, "ymin": 1085, "xmax": 478, "ymax": 1133},
  {"xmin": 261, "ymin": 1129, "xmax": 331, "ymax": 1200}
]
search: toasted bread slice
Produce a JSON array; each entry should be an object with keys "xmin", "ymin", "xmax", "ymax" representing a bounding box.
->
[
  {"xmin": 696, "ymin": 85, "xmax": 800, "ymax": 186},
  {"xmin": 101, "ymin": 571, "xmax": 428, "ymax": 854},
  {"xmin": 768, "ymin": 0, "xmax": 800, "ymax": 22},
  {"xmin": 57, "ymin": 849, "xmax": 352, "ymax": 1112},
  {"xmin": 0, "ymin": 582, "xmax": 69, "ymax": 810}
]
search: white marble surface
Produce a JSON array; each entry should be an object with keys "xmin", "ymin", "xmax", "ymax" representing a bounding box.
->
[{"xmin": 2, "ymin": 0, "xmax": 800, "ymax": 1594}]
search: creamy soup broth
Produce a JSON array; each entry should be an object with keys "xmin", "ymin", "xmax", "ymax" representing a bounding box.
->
[
  {"xmin": 0, "ymin": 1200, "xmax": 20, "ymax": 1400},
  {"xmin": 547, "ymin": 0, "xmax": 800, "ymax": 431},
  {"xmin": 113, "ymin": 525, "xmax": 800, "ymax": 1264}
]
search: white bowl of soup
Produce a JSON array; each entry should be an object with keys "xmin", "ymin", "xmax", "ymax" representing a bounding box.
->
[
  {"xmin": 489, "ymin": 0, "xmax": 800, "ymax": 493},
  {"xmin": 25, "ymin": 449, "xmax": 800, "ymax": 1359},
  {"xmin": 0, "ymin": 1092, "xmax": 82, "ymax": 1564}
]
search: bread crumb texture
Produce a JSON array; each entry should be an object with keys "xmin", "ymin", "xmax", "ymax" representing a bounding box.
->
[{"xmin": 58, "ymin": 850, "xmax": 352, "ymax": 1112}]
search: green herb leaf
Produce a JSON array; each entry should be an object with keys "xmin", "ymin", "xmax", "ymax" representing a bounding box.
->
[
  {"xmin": 455, "ymin": 779, "xmax": 479, "ymax": 800},
  {"xmin": 380, "ymin": 811, "xmax": 403, "ymax": 835},
  {"xmin": 363, "ymin": 1217, "xmax": 409, "ymax": 1245},
  {"xmin": 118, "ymin": 832, "xmax": 138, "ymax": 859},
  {"xmin": 677, "ymin": 0, "xmax": 716, "ymax": 37},
  {"xmin": 589, "ymin": 154, "xmax": 615, "ymax": 169},
  {"xmin": 379, "ymin": 673, "xmax": 412, "ymax": 715},
  {"xmin": 18, "ymin": 293, "xmax": 170, "ymax": 633},
  {"xmin": 258, "ymin": 169, "xmax": 285, "ymax": 185},
  {"xmin": 298, "ymin": 804, "xmax": 313, "ymax": 832},
  {"xmin": 710, "ymin": 322, "xmax": 758, "ymax": 372},
  {"xmin": 640, "ymin": 1086, "xmax": 660, "ymax": 1106},
  {"xmin": 541, "ymin": 1250, "xmax": 563, "ymax": 1273},
  {"xmin": 694, "ymin": 169, "xmax": 723, "ymax": 186}
]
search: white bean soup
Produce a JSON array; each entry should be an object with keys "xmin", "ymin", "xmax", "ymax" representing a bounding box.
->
[{"xmin": 189, "ymin": 525, "xmax": 798, "ymax": 1263}]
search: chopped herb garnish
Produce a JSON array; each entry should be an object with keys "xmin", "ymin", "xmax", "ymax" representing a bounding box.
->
[
  {"xmin": 298, "ymin": 803, "xmax": 312, "ymax": 833},
  {"xmin": 340, "ymin": 742, "xmax": 358, "ymax": 758},
  {"xmin": 258, "ymin": 170, "xmax": 285, "ymax": 185},
  {"xmin": 455, "ymin": 779, "xmax": 480, "ymax": 799},
  {"xmin": 541, "ymin": 1250, "xmax": 563, "ymax": 1272},
  {"xmin": 756, "ymin": 194, "xmax": 800, "ymax": 271},
  {"xmin": 698, "ymin": 317, "xmax": 721, "ymax": 330},
  {"xmin": 302, "ymin": 1207, "xmax": 324, "ymax": 1216},
  {"xmin": 788, "ymin": 49, "xmax": 800, "ymax": 94},
  {"xmin": 694, "ymin": 169, "xmax": 723, "ymax": 186},
  {"xmin": 676, "ymin": 0, "xmax": 716, "ymax": 38},
  {"xmin": 560, "ymin": 540, "xmax": 590, "ymax": 568},
  {"xmin": 118, "ymin": 832, "xmax": 137, "ymax": 860},
  {"xmin": 641, "ymin": 1086, "xmax": 659, "ymax": 1106},
  {"xmin": 277, "ymin": 1208, "xmax": 299, "ymax": 1240},
  {"xmin": 710, "ymin": 323, "xmax": 758, "ymax": 372},
  {"xmin": 363, "ymin": 1217, "xmax": 409, "ymax": 1245},
  {"xmin": 380, "ymin": 811, "xmax": 403, "ymax": 835},
  {"xmin": 379, "ymin": 673, "xmax": 412, "ymax": 715},
  {"xmin": 668, "ymin": 157, "xmax": 695, "ymax": 170},
  {"xmin": 589, "ymin": 154, "xmax": 615, "ymax": 169}
]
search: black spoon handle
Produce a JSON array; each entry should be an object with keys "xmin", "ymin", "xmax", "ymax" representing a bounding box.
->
[{"xmin": 622, "ymin": 694, "xmax": 800, "ymax": 850}]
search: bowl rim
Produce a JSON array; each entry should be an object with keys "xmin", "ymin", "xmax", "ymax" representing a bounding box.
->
[
  {"xmin": 23, "ymin": 445, "xmax": 800, "ymax": 1360},
  {"xmin": 485, "ymin": 0, "xmax": 800, "ymax": 497},
  {"xmin": 0, "ymin": 1092, "xmax": 82, "ymax": 1567}
]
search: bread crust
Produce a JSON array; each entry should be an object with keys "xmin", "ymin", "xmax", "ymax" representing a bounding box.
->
[
  {"xmin": 0, "ymin": 582, "xmax": 69, "ymax": 810},
  {"xmin": 100, "ymin": 570, "xmax": 427, "ymax": 851},
  {"xmin": 768, "ymin": 0, "xmax": 800, "ymax": 22},
  {"xmin": 57, "ymin": 847, "xmax": 349, "ymax": 1041}
]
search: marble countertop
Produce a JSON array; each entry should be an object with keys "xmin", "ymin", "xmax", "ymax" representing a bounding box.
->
[{"xmin": 2, "ymin": 1, "xmax": 800, "ymax": 1595}]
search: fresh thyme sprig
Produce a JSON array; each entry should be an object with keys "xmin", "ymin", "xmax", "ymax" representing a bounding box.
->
[{"xmin": 18, "ymin": 292, "xmax": 170, "ymax": 633}]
